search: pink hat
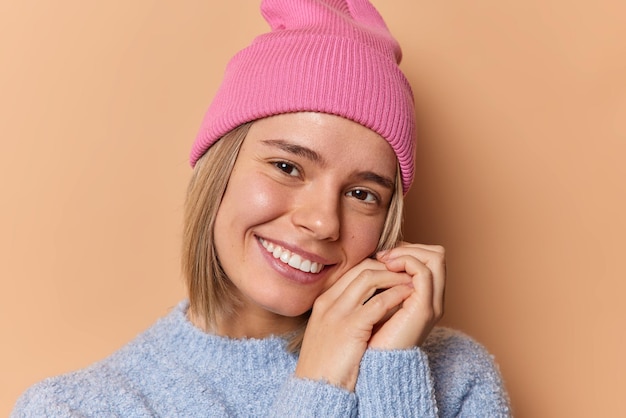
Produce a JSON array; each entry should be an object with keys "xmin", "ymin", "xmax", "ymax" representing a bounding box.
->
[{"xmin": 190, "ymin": 0, "xmax": 416, "ymax": 193}]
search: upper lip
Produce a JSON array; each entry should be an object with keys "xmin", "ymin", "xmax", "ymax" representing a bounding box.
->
[{"xmin": 256, "ymin": 235, "xmax": 337, "ymax": 266}]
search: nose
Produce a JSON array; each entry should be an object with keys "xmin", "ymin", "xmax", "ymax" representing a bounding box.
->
[{"xmin": 291, "ymin": 189, "xmax": 341, "ymax": 241}]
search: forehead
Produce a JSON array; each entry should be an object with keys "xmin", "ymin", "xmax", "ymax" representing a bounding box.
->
[{"xmin": 243, "ymin": 112, "xmax": 397, "ymax": 176}]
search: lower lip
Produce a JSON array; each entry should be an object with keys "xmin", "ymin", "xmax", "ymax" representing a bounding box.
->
[{"xmin": 256, "ymin": 239, "xmax": 331, "ymax": 285}]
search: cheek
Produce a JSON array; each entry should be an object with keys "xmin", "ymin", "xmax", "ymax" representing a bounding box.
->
[
  {"xmin": 224, "ymin": 173, "xmax": 291, "ymax": 224},
  {"xmin": 246, "ymin": 178, "xmax": 276, "ymax": 211},
  {"xmin": 319, "ymin": 215, "xmax": 386, "ymax": 294},
  {"xmin": 344, "ymin": 214, "xmax": 387, "ymax": 259}
]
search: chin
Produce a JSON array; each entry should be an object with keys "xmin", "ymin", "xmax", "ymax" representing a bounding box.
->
[
  {"xmin": 272, "ymin": 305, "xmax": 312, "ymax": 318},
  {"xmin": 263, "ymin": 299, "xmax": 314, "ymax": 318}
]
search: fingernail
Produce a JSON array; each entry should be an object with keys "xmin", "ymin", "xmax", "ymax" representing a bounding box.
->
[{"xmin": 376, "ymin": 249, "xmax": 389, "ymax": 259}]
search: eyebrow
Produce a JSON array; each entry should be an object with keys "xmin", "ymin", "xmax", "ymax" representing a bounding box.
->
[
  {"xmin": 261, "ymin": 139, "xmax": 325, "ymax": 165},
  {"xmin": 261, "ymin": 138, "xmax": 395, "ymax": 190},
  {"xmin": 357, "ymin": 171, "xmax": 395, "ymax": 190}
]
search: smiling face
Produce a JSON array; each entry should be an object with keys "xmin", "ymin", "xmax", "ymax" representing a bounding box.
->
[{"xmin": 212, "ymin": 112, "xmax": 398, "ymax": 336}]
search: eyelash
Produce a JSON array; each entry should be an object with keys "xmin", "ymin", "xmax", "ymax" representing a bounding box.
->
[
  {"xmin": 346, "ymin": 189, "xmax": 379, "ymax": 204},
  {"xmin": 271, "ymin": 160, "xmax": 380, "ymax": 204},
  {"xmin": 273, "ymin": 160, "xmax": 301, "ymax": 177}
]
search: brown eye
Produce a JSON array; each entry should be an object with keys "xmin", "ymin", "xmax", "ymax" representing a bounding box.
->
[
  {"xmin": 347, "ymin": 189, "xmax": 377, "ymax": 203},
  {"xmin": 274, "ymin": 161, "xmax": 300, "ymax": 177}
]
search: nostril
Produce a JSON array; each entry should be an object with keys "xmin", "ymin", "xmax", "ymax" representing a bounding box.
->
[{"xmin": 291, "ymin": 205, "xmax": 341, "ymax": 241}]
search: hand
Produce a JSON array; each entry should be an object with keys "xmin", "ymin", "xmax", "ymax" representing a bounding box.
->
[
  {"xmin": 368, "ymin": 243, "xmax": 446, "ymax": 349},
  {"xmin": 295, "ymin": 257, "xmax": 413, "ymax": 390},
  {"xmin": 294, "ymin": 243, "xmax": 445, "ymax": 390}
]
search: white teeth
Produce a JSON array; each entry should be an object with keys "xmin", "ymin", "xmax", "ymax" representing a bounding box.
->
[
  {"xmin": 300, "ymin": 259, "xmax": 311, "ymax": 273},
  {"xmin": 260, "ymin": 239, "xmax": 324, "ymax": 274},
  {"xmin": 288, "ymin": 254, "xmax": 301, "ymax": 268}
]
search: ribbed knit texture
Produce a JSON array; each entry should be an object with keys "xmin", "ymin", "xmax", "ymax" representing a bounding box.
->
[
  {"xmin": 12, "ymin": 301, "xmax": 511, "ymax": 417},
  {"xmin": 190, "ymin": 0, "xmax": 416, "ymax": 193}
]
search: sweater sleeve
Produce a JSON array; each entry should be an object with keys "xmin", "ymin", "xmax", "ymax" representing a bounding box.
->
[
  {"xmin": 10, "ymin": 372, "xmax": 158, "ymax": 418},
  {"xmin": 356, "ymin": 348, "xmax": 439, "ymax": 417},
  {"xmin": 355, "ymin": 328, "xmax": 512, "ymax": 418},
  {"xmin": 10, "ymin": 375, "xmax": 138, "ymax": 417},
  {"xmin": 424, "ymin": 327, "xmax": 512, "ymax": 417},
  {"xmin": 11, "ymin": 381, "xmax": 76, "ymax": 418},
  {"xmin": 269, "ymin": 376, "xmax": 357, "ymax": 418}
]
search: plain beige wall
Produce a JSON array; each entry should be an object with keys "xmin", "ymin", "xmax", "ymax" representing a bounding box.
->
[{"xmin": 1, "ymin": 1, "xmax": 624, "ymax": 416}]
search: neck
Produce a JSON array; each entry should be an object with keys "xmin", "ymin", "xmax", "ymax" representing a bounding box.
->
[{"xmin": 188, "ymin": 305, "xmax": 307, "ymax": 340}]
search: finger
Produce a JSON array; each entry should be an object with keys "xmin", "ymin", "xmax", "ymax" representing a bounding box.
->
[
  {"xmin": 322, "ymin": 268, "xmax": 411, "ymax": 317},
  {"xmin": 377, "ymin": 245, "xmax": 446, "ymax": 317},
  {"xmin": 383, "ymin": 254, "xmax": 443, "ymax": 320},
  {"xmin": 343, "ymin": 269, "xmax": 412, "ymax": 306},
  {"xmin": 378, "ymin": 243, "xmax": 445, "ymax": 274},
  {"xmin": 386, "ymin": 254, "xmax": 434, "ymax": 298},
  {"xmin": 367, "ymin": 256, "xmax": 438, "ymax": 349},
  {"xmin": 359, "ymin": 284, "xmax": 413, "ymax": 325},
  {"xmin": 319, "ymin": 258, "xmax": 387, "ymax": 303}
]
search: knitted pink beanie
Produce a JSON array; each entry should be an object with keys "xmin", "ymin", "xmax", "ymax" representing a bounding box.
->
[{"xmin": 190, "ymin": 0, "xmax": 416, "ymax": 193}]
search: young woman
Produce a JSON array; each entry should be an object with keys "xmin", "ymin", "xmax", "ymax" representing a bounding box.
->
[{"xmin": 13, "ymin": 0, "xmax": 511, "ymax": 416}]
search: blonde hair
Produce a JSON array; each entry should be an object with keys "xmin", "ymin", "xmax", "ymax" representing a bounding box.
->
[{"xmin": 182, "ymin": 123, "xmax": 405, "ymax": 351}]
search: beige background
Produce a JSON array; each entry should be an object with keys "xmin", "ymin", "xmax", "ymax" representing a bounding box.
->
[{"xmin": 1, "ymin": 1, "xmax": 624, "ymax": 416}]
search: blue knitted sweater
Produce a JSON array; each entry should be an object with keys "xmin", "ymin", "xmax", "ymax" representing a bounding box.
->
[{"xmin": 12, "ymin": 301, "xmax": 510, "ymax": 417}]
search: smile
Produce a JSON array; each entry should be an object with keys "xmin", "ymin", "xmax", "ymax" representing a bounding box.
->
[{"xmin": 259, "ymin": 238, "xmax": 324, "ymax": 274}]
